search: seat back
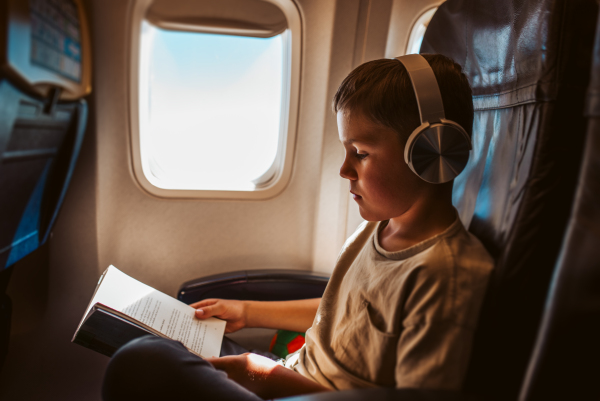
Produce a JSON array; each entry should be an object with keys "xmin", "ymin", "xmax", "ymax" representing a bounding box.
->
[
  {"xmin": 421, "ymin": 0, "xmax": 598, "ymax": 398},
  {"xmin": 519, "ymin": 10, "xmax": 600, "ymax": 400},
  {"xmin": 0, "ymin": 81, "xmax": 87, "ymax": 268},
  {"xmin": 0, "ymin": 0, "xmax": 90, "ymax": 372},
  {"xmin": 0, "ymin": 0, "xmax": 90, "ymax": 268}
]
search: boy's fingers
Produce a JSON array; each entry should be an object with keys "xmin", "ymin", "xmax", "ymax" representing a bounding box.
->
[
  {"xmin": 195, "ymin": 303, "xmax": 223, "ymax": 319},
  {"xmin": 207, "ymin": 355, "xmax": 231, "ymax": 367},
  {"xmin": 207, "ymin": 356, "xmax": 240, "ymax": 373},
  {"xmin": 205, "ymin": 357, "xmax": 219, "ymax": 365},
  {"xmin": 189, "ymin": 299, "xmax": 218, "ymax": 309}
]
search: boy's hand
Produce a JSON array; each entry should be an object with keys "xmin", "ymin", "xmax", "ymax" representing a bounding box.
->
[
  {"xmin": 191, "ymin": 299, "xmax": 247, "ymax": 333},
  {"xmin": 207, "ymin": 353, "xmax": 330, "ymax": 399}
]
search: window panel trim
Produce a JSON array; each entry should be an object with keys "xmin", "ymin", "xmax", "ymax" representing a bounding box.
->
[
  {"xmin": 128, "ymin": 0, "xmax": 302, "ymax": 200},
  {"xmin": 405, "ymin": 6, "xmax": 438, "ymax": 55}
]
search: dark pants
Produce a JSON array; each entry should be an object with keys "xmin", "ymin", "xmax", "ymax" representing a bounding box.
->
[{"xmin": 102, "ymin": 335, "xmax": 273, "ymax": 401}]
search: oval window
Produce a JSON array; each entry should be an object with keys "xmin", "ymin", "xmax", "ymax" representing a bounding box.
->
[
  {"xmin": 132, "ymin": 0, "xmax": 301, "ymax": 199},
  {"xmin": 139, "ymin": 26, "xmax": 285, "ymax": 191}
]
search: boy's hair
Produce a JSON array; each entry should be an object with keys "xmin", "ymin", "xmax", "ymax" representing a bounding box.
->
[{"xmin": 332, "ymin": 54, "xmax": 474, "ymax": 142}]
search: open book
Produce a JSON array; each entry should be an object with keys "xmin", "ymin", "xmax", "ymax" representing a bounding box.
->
[{"xmin": 72, "ymin": 265, "xmax": 226, "ymax": 358}]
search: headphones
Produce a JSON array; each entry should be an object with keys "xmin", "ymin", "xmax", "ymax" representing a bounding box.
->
[{"xmin": 394, "ymin": 54, "xmax": 472, "ymax": 184}]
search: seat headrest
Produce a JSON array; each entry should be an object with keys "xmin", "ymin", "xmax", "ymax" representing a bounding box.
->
[
  {"xmin": 0, "ymin": 0, "xmax": 92, "ymax": 100},
  {"xmin": 423, "ymin": 0, "xmax": 593, "ymax": 110}
]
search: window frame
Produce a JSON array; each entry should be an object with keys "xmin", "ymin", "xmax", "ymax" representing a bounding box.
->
[
  {"xmin": 128, "ymin": 0, "xmax": 302, "ymax": 200},
  {"xmin": 405, "ymin": 6, "xmax": 438, "ymax": 55}
]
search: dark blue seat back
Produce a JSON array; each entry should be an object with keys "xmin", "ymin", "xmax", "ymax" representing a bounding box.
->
[
  {"xmin": 0, "ymin": 79, "xmax": 87, "ymax": 372},
  {"xmin": 421, "ymin": 0, "xmax": 598, "ymax": 398},
  {"xmin": 519, "ymin": 10, "xmax": 600, "ymax": 400},
  {"xmin": 0, "ymin": 0, "xmax": 89, "ymax": 372},
  {"xmin": 0, "ymin": 80, "xmax": 86, "ymax": 268}
]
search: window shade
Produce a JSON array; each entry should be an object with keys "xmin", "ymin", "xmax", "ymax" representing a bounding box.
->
[{"xmin": 146, "ymin": 0, "xmax": 288, "ymax": 38}]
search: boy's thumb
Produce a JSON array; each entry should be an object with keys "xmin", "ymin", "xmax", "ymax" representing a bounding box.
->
[{"xmin": 195, "ymin": 306, "xmax": 211, "ymax": 318}]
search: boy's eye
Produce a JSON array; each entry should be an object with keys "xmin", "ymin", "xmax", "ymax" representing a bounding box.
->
[{"xmin": 355, "ymin": 152, "xmax": 368, "ymax": 160}]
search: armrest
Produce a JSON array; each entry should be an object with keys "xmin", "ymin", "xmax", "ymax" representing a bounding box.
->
[
  {"xmin": 278, "ymin": 388, "xmax": 486, "ymax": 401},
  {"xmin": 177, "ymin": 269, "xmax": 330, "ymax": 304}
]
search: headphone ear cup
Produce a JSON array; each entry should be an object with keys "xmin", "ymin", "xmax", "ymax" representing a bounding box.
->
[{"xmin": 406, "ymin": 123, "xmax": 471, "ymax": 184}]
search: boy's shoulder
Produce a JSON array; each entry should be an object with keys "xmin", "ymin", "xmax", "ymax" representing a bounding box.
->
[
  {"xmin": 364, "ymin": 217, "xmax": 493, "ymax": 287},
  {"xmin": 395, "ymin": 220, "xmax": 494, "ymax": 327},
  {"xmin": 409, "ymin": 219, "xmax": 494, "ymax": 280},
  {"xmin": 343, "ymin": 216, "xmax": 494, "ymax": 279}
]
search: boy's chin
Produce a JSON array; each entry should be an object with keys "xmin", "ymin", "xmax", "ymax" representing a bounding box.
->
[
  {"xmin": 358, "ymin": 205, "xmax": 403, "ymax": 222},
  {"xmin": 357, "ymin": 208, "xmax": 383, "ymax": 222}
]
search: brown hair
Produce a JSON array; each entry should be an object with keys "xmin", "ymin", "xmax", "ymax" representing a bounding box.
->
[{"xmin": 332, "ymin": 54, "xmax": 474, "ymax": 142}]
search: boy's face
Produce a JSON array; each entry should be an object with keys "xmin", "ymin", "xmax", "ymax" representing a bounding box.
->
[{"xmin": 338, "ymin": 111, "xmax": 426, "ymax": 222}]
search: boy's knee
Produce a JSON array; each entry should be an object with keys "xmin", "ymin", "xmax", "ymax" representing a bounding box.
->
[
  {"xmin": 103, "ymin": 335, "xmax": 263, "ymax": 401},
  {"xmin": 116, "ymin": 335, "xmax": 182, "ymax": 361},
  {"xmin": 102, "ymin": 335, "xmax": 211, "ymax": 400},
  {"xmin": 108, "ymin": 336, "xmax": 183, "ymax": 373}
]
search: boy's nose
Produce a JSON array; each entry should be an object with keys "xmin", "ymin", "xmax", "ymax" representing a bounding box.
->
[{"xmin": 339, "ymin": 158, "xmax": 357, "ymax": 180}]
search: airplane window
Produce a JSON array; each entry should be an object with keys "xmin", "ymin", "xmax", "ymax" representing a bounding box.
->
[
  {"xmin": 138, "ymin": 22, "xmax": 286, "ymax": 192},
  {"xmin": 406, "ymin": 7, "xmax": 438, "ymax": 55}
]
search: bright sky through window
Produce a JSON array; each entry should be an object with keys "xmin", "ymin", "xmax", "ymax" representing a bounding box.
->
[{"xmin": 139, "ymin": 22, "xmax": 284, "ymax": 191}]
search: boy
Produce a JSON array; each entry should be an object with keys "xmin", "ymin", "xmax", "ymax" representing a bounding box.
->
[{"xmin": 102, "ymin": 54, "xmax": 493, "ymax": 400}]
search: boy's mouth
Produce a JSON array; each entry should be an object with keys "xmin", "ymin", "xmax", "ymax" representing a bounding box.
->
[{"xmin": 350, "ymin": 191, "xmax": 362, "ymax": 200}]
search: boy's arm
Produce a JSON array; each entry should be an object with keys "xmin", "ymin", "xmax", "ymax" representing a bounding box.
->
[
  {"xmin": 192, "ymin": 298, "xmax": 321, "ymax": 333},
  {"xmin": 207, "ymin": 353, "xmax": 331, "ymax": 399}
]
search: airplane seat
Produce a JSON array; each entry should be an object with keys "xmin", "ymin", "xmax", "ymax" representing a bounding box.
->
[
  {"xmin": 177, "ymin": 0, "xmax": 598, "ymax": 399},
  {"xmin": 0, "ymin": 0, "xmax": 90, "ymax": 372},
  {"xmin": 517, "ymin": 9, "xmax": 600, "ymax": 400},
  {"xmin": 420, "ymin": 0, "xmax": 598, "ymax": 399}
]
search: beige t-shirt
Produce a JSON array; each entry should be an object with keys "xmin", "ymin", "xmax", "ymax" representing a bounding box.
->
[{"xmin": 287, "ymin": 215, "xmax": 493, "ymax": 390}]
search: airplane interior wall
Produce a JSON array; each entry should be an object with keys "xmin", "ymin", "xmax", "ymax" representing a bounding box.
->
[{"xmin": 0, "ymin": 0, "xmax": 441, "ymax": 399}]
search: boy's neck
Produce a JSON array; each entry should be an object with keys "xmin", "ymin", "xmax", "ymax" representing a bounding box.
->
[{"xmin": 378, "ymin": 187, "xmax": 457, "ymax": 253}]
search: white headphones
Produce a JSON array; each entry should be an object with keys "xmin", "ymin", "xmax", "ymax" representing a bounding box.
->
[{"xmin": 395, "ymin": 54, "xmax": 472, "ymax": 184}]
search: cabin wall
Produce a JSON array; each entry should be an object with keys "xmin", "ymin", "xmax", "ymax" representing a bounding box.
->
[
  {"xmin": 312, "ymin": 0, "xmax": 394, "ymax": 271},
  {"xmin": 94, "ymin": 0, "xmax": 329, "ymax": 297}
]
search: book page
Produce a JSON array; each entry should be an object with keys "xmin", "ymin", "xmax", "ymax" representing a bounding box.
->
[{"xmin": 77, "ymin": 265, "xmax": 225, "ymax": 358}]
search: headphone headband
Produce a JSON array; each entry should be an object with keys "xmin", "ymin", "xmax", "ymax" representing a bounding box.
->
[{"xmin": 395, "ymin": 54, "xmax": 445, "ymax": 124}]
